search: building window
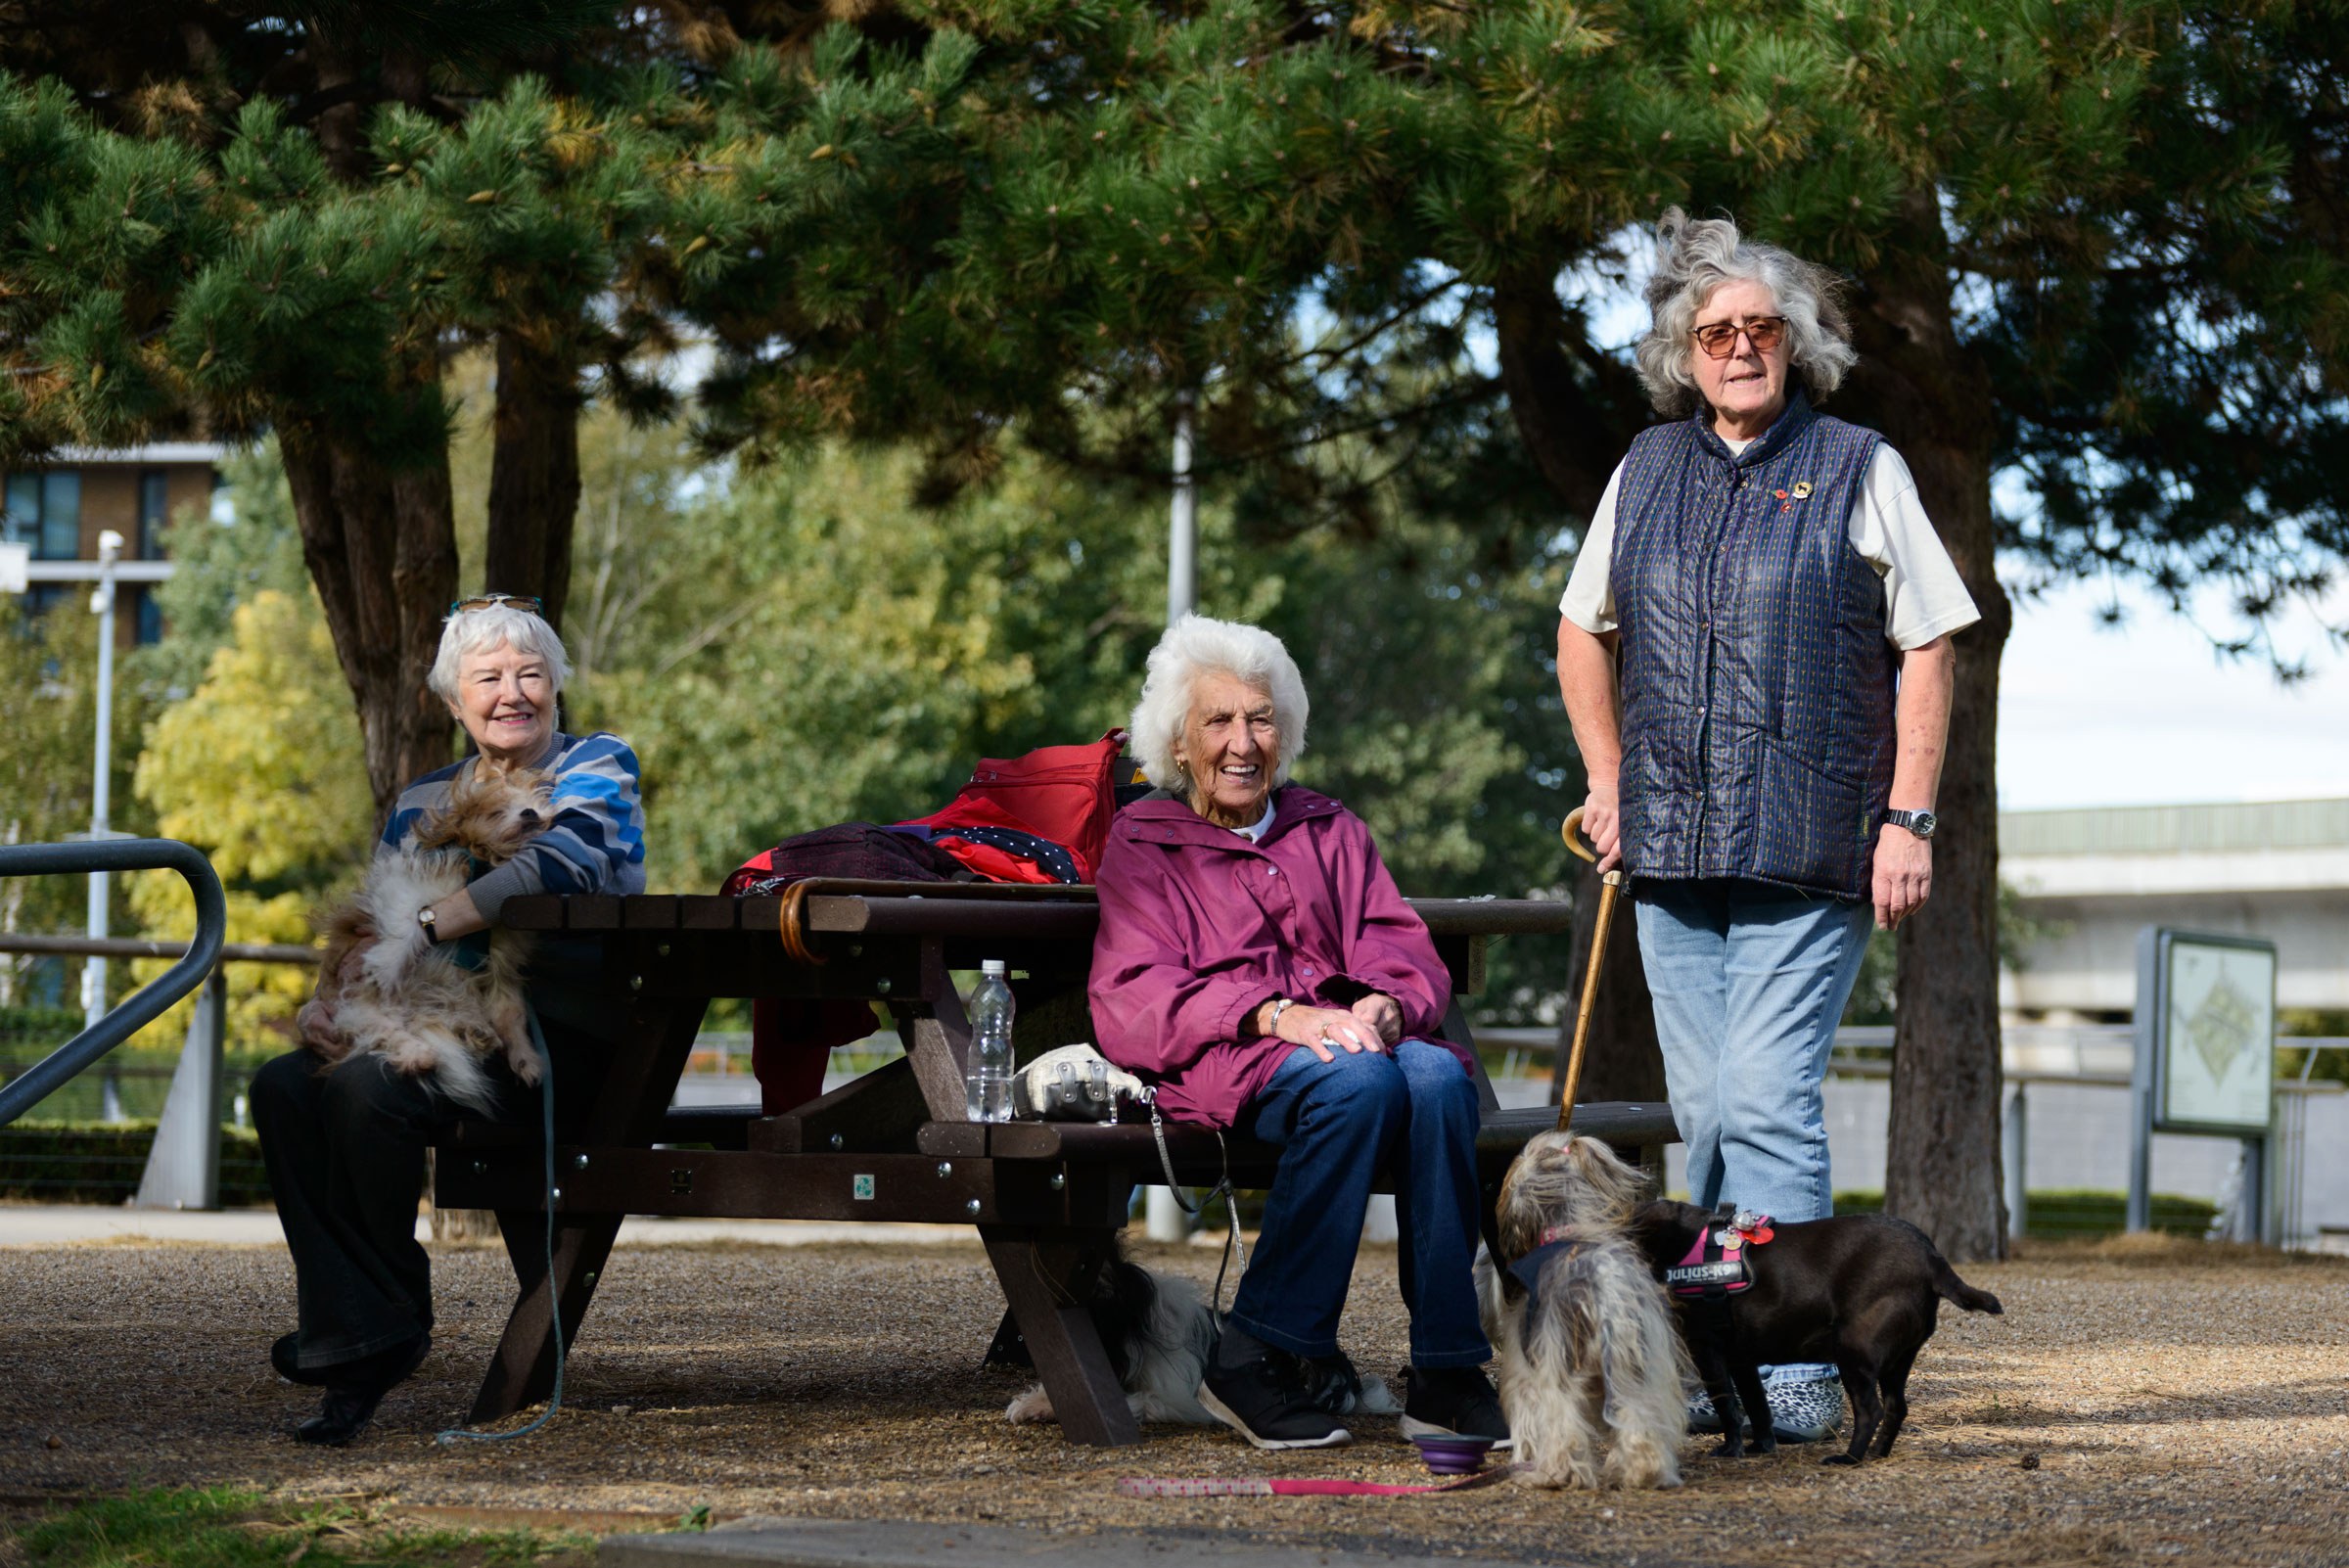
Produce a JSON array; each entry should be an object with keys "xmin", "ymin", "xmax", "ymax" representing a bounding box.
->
[
  {"xmin": 3, "ymin": 470, "xmax": 82, "ymax": 560},
  {"xmin": 134, "ymin": 585, "xmax": 163, "ymax": 645},
  {"xmin": 138, "ymin": 471, "xmax": 170, "ymax": 560}
]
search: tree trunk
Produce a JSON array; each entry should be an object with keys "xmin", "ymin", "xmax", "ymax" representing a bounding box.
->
[
  {"xmin": 1496, "ymin": 267, "xmax": 1669, "ymax": 1114},
  {"xmin": 1549, "ymin": 857, "xmax": 1669, "ymax": 1109},
  {"xmin": 483, "ymin": 330, "xmax": 582, "ymax": 629},
  {"xmin": 1493, "ymin": 267, "xmax": 1648, "ymax": 519},
  {"xmin": 1842, "ymin": 191, "xmax": 2014, "ymax": 1263},
  {"xmin": 279, "ymin": 421, "xmax": 460, "ymax": 826}
]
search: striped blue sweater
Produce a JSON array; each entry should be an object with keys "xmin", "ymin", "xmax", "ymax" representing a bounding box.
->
[{"xmin": 378, "ymin": 731, "xmax": 647, "ymax": 921}]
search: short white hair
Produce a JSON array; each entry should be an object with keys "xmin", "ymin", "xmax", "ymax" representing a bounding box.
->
[
  {"xmin": 1634, "ymin": 207, "xmax": 1859, "ymax": 418},
  {"xmin": 428, "ymin": 601, "xmax": 571, "ymax": 703},
  {"xmin": 1128, "ymin": 615, "xmax": 1310, "ymax": 792}
]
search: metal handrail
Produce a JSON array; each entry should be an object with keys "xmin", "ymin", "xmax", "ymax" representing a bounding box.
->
[{"xmin": 0, "ymin": 839, "xmax": 225, "ymax": 1127}]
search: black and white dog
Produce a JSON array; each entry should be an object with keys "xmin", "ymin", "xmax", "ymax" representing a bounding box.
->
[{"xmin": 990, "ymin": 1244, "xmax": 1399, "ymax": 1428}]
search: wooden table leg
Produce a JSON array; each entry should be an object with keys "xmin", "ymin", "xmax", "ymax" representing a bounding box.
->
[
  {"xmin": 467, "ymin": 986, "xmax": 708, "ymax": 1423},
  {"xmin": 979, "ymin": 1226, "xmax": 1140, "ymax": 1447},
  {"xmin": 468, "ymin": 1212, "xmax": 622, "ymax": 1422}
]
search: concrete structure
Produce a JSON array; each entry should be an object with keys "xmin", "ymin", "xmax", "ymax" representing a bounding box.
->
[
  {"xmin": 4, "ymin": 441, "xmax": 224, "ymax": 644},
  {"xmin": 2001, "ymin": 797, "xmax": 2349, "ymax": 1017}
]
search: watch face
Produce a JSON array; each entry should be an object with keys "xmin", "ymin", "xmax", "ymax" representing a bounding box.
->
[{"xmin": 1910, "ymin": 810, "xmax": 1937, "ymax": 838}]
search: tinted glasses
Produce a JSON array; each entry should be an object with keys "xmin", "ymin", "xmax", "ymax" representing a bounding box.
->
[
  {"xmin": 1691, "ymin": 316, "xmax": 1788, "ymax": 359},
  {"xmin": 447, "ymin": 593, "xmax": 544, "ymax": 617}
]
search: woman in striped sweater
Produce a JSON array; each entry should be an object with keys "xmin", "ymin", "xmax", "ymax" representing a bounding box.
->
[{"xmin": 253, "ymin": 595, "xmax": 645, "ymax": 1446}]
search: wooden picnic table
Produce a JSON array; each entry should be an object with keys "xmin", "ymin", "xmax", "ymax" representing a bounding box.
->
[{"xmin": 433, "ymin": 881, "xmax": 1679, "ymax": 1446}]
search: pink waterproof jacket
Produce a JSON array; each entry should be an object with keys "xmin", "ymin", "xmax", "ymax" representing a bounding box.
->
[{"xmin": 1088, "ymin": 786, "xmax": 1469, "ymax": 1128}]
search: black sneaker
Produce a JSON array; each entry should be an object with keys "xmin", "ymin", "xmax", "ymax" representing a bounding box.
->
[
  {"xmin": 1199, "ymin": 1346, "xmax": 1353, "ymax": 1451},
  {"xmin": 1400, "ymin": 1366, "xmax": 1512, "ymax": 1450},
  {"xmin": 1301, "ymin": 1349, "xmax": 1366, "ymax": 1415},
  {"xmin": 293, "ymin": 1334, "xmax": 430, "ymax": 1447}
]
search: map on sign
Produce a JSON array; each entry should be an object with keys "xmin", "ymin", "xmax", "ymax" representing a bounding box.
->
[{"xmin": 2160, "ymin": 937, "xmax": 2275, "ymax": 1131}]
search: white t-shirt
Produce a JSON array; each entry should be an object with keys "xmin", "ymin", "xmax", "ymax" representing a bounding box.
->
[
  {"xmin": 1233, "ymin": 798, "xmax": 1276, "ymax": 843},
  {"xmin": 1558, "ymin": 441, "xmax": 1980, "ymax": 651}
]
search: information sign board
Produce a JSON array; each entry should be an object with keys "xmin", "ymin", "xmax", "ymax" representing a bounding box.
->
[{"xmin": 2150, "ymin": 932, "xmax": 2277, "ymax": 1134}]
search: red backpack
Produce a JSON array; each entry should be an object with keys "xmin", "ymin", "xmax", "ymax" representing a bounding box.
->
[{"xmin": 888, "ymin": 730, "xmax": 1125, "ymax": 884}]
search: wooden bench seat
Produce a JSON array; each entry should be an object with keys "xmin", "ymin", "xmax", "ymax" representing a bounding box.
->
[{"xmin": 913, "ymin": 1101, "xmax": 1681, "ymax": 1188}]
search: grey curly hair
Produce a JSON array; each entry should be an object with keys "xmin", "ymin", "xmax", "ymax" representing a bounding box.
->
[
  {"xmin": 1128, "ymin": 614, "xmax": 1309, "ymax": 795},
  {"xmin": 1632, "ymin": 208, "xmax": 1858, "ymax": 418}
]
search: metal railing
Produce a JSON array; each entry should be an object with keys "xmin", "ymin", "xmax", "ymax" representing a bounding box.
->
[{"xmin": 0, "ymin": 839, "xmax": 225, "ymax": 1127}]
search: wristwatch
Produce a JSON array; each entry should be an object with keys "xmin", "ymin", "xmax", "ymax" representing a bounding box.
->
[
  {"xmin": 1882, "ymin": 808, "xmax": 1938, "ymax": 841},
  {"xmin": 1265, "ymin": 996, "xmax": 1295, "ymax": 1038},
  {"xmin": 417, "ymin": 905, "xmax": 441, "ymax": 944}
]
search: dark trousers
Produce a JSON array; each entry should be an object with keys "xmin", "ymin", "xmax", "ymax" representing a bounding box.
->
[
  {"xmin": 1226, "ymin": 1039, "xmax": 1492, "ymax": 1369},
  {"xmin": 251, "ymin": 1021, "xmax": 608, "ymax": 1375}
]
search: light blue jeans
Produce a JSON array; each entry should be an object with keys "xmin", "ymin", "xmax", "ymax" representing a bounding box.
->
[{"xmin": 1635, "ymin": 877, "xmax": 1872, "ymax": 1385}]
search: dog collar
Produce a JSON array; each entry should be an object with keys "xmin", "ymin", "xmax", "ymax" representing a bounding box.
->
[{"xmin": 1506, "ymin": 1230, "xmax": 1590, "ymax": 1322}]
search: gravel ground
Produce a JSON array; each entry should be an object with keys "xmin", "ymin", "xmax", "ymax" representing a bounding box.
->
[{"xmin": 2, "ymin": 1231, "xmax": 2344, "ymax": 1568}]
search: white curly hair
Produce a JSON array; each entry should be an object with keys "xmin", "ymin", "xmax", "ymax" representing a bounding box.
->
[
  {"xmin": 1128, "ymin": 615, "xmax": 1310, "ymax": 794},
  {"xmin": 428, "ymin": 599, "xmax": 571, "ymax": 704},
  {"xmin": 1633, "ymin": 208, "xmax": 1859, "ymax": 418}
]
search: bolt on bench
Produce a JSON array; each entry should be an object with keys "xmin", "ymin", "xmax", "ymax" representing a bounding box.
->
[{"xmin": 435, "ymin": 880, "xmax": 1680, "ymax": 1446}]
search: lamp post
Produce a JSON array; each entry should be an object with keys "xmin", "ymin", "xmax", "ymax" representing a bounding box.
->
[
  {"xmin": 1145, "ymin": 394, "xmax": 1200, "ymax": 1243},
  {"xmin": 1167, "ymin": 389, "xmax": 1197, "ymax": 623},
  {"xmin": 82, "ymin": 528, "xmax": 123, "ymax": 1031}
]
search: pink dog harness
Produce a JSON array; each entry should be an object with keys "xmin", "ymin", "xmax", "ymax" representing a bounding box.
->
[{"xmin": 1665, "ymin": 1209, "xmax": 1774, "ymax": 1298}]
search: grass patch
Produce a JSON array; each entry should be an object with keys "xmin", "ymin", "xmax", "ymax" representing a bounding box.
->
[{"xmin": 5, "ymin": 1487, "xmax": 596, "ymax": 1568}]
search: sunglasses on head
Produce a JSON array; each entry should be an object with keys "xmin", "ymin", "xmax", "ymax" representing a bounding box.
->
[
  {"xmin": 1691, "ymin": 316, "xmax": 1788, "ymax": 358},
  {"xmin": 447, "ymin": 593, "xmax": 544, "ymax": 617}
]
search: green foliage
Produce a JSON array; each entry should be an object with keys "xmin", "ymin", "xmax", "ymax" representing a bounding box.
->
[
  {"xmin": 10, "ymin": 1485, "xmax": 595, "ymax": 1568},
  {"xmin": 128, "ymin": 588, "xmax": 368, "ymax": 1045},
  {"xmin": 136, "ymin": 438, "xmax": 310, "ymax": 699},
  {"xmin": 0, "ymin": 1121, "xmax": 270, "ymax": 1206},
  {"xmin": 562, "ymin": 426, "xmax": 1572, "ymax": 1006},
  {"xmin": 0, "ymin": 598, "xmax": 159, "ymax": 1010},
  {"xmin": 0, "ymin": 1036, "xmax": 282, "ymax": 1124}
]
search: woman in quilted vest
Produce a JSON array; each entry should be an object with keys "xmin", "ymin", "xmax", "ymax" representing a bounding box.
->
[
  {"xmin": 1555, "ymin": 209, "xmax": 1979, "ymax": 1443},
  {"xmin": 1089, "ymin": 614, "xmax": 1505, "ymax": 1453}
]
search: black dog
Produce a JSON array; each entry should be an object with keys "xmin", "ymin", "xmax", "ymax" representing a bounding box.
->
[{"xmin": 1633, "ymin": 1202, "xmax": 2003, "ymax": 1466}]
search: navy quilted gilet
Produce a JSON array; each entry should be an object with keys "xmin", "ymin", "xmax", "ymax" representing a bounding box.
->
[{"xmin": 1608, "ymin": 391, "xmax": 1895, "ymax": 900}]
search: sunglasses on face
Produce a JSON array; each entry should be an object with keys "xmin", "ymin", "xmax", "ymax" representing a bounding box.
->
[
  {"xmin": 447, "ymin": 593, "xmax": 544, "ymax": 617},
  {"xmin": 1691, "ymin": 316, "xmax": 1788, "ymax": 358}
]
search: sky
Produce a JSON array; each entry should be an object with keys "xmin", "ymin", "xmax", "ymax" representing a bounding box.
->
[{"xmin": 1995, "ymin": 572, "xmax": 2349, "ymax": 811}]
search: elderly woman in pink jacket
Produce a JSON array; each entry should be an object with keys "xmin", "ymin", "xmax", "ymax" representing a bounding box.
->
[{"xmin": 1089, "ymin": 615, "xmax": 1506, "ymax": 1453}]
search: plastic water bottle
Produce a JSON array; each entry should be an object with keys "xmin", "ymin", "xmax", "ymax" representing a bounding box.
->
[{"xmin": 966, "ymin": 960, "xmax": 1015, "ymax": 1124}]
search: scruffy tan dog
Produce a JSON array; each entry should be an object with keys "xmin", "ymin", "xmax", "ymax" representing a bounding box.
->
[
  {"xmin": 298, "ymin": 767, "xmax": 554, "ymax": 1116},
  {"xmin": 1479, "ymin": 1131, "xmax": 1690, "ymax": 1490}
]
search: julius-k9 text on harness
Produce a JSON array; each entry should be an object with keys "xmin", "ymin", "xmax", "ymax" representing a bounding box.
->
[{"xmin": 1665, "ymin": 1207, "xmax": 1775, "ymax": 1299}]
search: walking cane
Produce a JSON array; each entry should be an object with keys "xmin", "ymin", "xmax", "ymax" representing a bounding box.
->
[{"xmin": 1556, "ymin": 807, "xmax": 1624, "ymax": 1133}]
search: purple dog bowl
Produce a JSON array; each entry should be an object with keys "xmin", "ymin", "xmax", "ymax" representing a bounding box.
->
[{"xmin": 1409, "ymin": 1435, "xmax": 1494, "ymax": 1476}]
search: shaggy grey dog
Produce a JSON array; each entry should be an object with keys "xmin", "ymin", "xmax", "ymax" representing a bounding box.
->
[{"xmin": 1479, "ymin": 1131, "xmax": 1689, "ymax": 1489}]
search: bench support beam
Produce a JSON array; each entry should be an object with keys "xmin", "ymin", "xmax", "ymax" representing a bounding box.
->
[{"xmin": 979, "ymin": 1226, "xmax": 1139, "ymax": 1447}]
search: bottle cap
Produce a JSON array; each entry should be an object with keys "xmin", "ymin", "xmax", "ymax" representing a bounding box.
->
[{"xmin": 982, "ymin": 959, "xmax": 1006, "ymax": 976}]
